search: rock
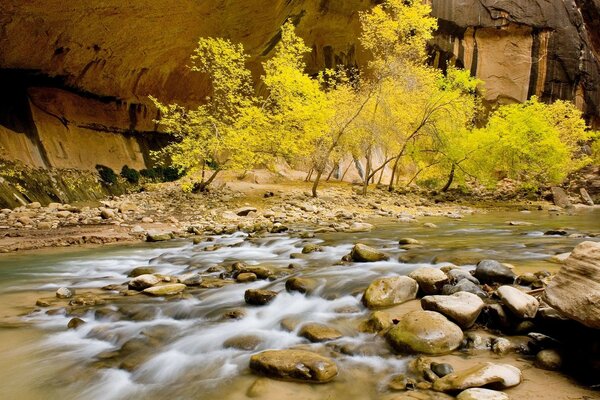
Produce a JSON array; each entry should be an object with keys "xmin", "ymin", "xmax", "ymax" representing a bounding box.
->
[
  {"xmin": 474, "ymin": 260, "xmax": 516, "ymax": 285},
  {"xmin": 299, "ymin": 323, "xmax": 342, "ymax": 342},
  {"xmin": 56, "ymin": 287, "xmax": 73, "ymax": 299},
  {"xmin": 399, "ymin": 238, "xmax": 421, "ymax": 245},
  {"xmin": 508, "ymin": 221, "xmax": 533, "ymax": 226},
  {"xmin": 543, "ymin": 241, "xmax": 600, "ymax": 329},
  {"xmin": 363, "ymin": 276, "xmax": 418, "ymax": 309},
  {"xmin": 245, "ymin": 289, "xmax": 278, "ymax": 305},
  {"xmin": 515, "ymin": 272, "xmax": 537, "ymax": 285},
  {"xmin": 359, "ymin": 310, "xmax": 392, "ymax": 333},
  {"xmin": 249, "ymin": 350, "xmax": 338, "ymax": 383},
  {"xmin": 447, "ymin": 269, "xmax": 480, "ymax": 285},
  {"xmin": 432, "ymin": 362, "xmax": 522, "ymax": 392},
  {"xmin": 27, "ymin": 201, "xmax": 42, "ymax": 209},
  {"xmin": 128, "ymin": 274, "xmax": 160, "ymax": 291},
  {"xmin": 301, "ymin": 244, "xmax": 323, "ymax": 254},
  {"xmin": 535, "ymin": 349, "xmax": 562, "ymax": 370},
  {"xmin": 142, "ymin": 283, "xmax": 186, "ymax": 296},
  {"xmin": 423, "ymin": 223, "xmax": 438, "ymax": 228},
  {"xmin": 350, "ymin": 243, "xmax": 388, "ymax": 262},
  {"xmin": 179, "ymin": 273, "xmax": 202, "ymax": 286},
  {"xmin": 223, "ymin": 335, "xmax": 263, "ymax": 350},
  {"xmin": 456, "ymin": 388, "xmax": 509, "ymax": 400},
  {"xmin": 37, "ymin": 221, "xmax": 52, "ymax": 229},
  {"xmin": 285, "ymin": 277, "xmax": 317, "ymax": 294},
  {"xmin": 236, "ymin": 207, "xmax": 257, "ymax": 216},
  {"xmin": 386, "ymin": 310, "xmax": 464, "ymax": 355},
  {"xmin": 236, "ymin": 272, "xmax": 257, "ymax": 283},
  {"xmin": 497, "ymin": 285, "xmax": 539, "ymax": 319},
  {"xmin": 431, "ymin": 362, "xmax": 454, "ymax": 378},
  {"xmin": 579, "ymin": 188, "xmax": 594, "ymax": 206},
  {"xmin": 146, "ymin": 231, "xmax": 173, "ymax": 242},
  {"xmin": 100, "ymin": 208, "xmax": 116, "ymax": 219},
  {"xmin": 128, "ymin": 267, "xmax": 156, "ymax": 277},
  {"xmin": 491, "ymin": 338, "xmax": 514, "ymax": 356},
  {"xmin": 67, "ymin": 317, "xmax": 86, "ymax": 329},
  {"xmin": 442, "ymin": 279, "xmax": 487, "ymax": 299},
  {"xmin": 421, "ymin": 292, "xmax": 484, "ymax": 329},
  {"xmin": 551, "ymin": 187, "xmax": 572, "ymax": 208},
  {"xmin": 409, "ymin": 267, "xmax": 449, "ymax": 295},
  {"xmin": 388, "ymin": 374, "xmax": 416, "ymax": 391},
  {"xmin": 346, "ymin": 222, "xmax": 374, "ymax": 232},
  {"xmin": 35, "ymin": 299, "xmax": 51, "ymax": 307}
]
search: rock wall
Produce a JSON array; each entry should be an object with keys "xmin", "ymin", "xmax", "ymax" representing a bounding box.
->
[{"xmin": 0, "ymin": 0, "xmax": 598, "ymax": 170}]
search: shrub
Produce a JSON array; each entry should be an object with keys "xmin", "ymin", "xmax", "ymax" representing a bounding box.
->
[
  {"xmin": 120, "ymin": 165, "xmax": 140, "ymax": 184},
  {"xmin": 95, "ymin": 164, "xmax": 117, "ymax": 184}
]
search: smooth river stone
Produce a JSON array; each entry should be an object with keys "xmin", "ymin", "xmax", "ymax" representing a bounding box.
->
[
  {"xmin": 350, "ymin": 243, "xmax": 388, "ymax": 262},
  {"xmin": 249, "ymin": 350, "xmax": 338, "ymax": 383},
  {"xmin": 474, "ymin": 260, "xmax": 516, "ymax": 284},
  {"xmin": 457, "ymin": 388, "xmax": 509, "ymax": 400},
  {"xmin": 432, "ymin": 362, "xmax": 522, "ymax": 392},
  {"xmin": 409, "ymin": 267, "xmax": 449, "ymax": 295},
  {"xmin": 421, "ymin": 292, "xmax": 484, "ymax": 328},
  {"xmin": 497, "ymin": 285, "xmax": 539, "ymax": 319},
  {"xmin": 386, "ymin": 310, "xmax": 463, "ymax": 355},
  {"xmin": 363, "ymin": 276, "xmax": 418, "ymax": 309},
  {"xmin": 299, "ymin": 323, "xmax": 342, "ymax": 342},
  {"xmin": 142, "ymin": 283, "xmax": 186, "ymax": 296}
]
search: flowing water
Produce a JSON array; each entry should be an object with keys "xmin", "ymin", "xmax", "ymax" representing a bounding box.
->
[{"xmin": 0, "ymin": 208, "xmax": 599, "ymax": 400}]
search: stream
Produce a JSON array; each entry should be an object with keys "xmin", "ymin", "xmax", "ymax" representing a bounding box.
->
[{"xmin": 0, "ymin": 208, "xmax": 598, "ymax": 400}]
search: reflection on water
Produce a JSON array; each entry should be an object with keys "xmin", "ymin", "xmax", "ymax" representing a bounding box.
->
[{"xmin": 0, "ymin": 208, "xmax": 598, "ymax": 400}]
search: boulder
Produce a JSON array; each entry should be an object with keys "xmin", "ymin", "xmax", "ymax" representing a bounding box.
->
[
  {"xmin": 535, "ymin": 349, "xmax": 562, "ymax": 370},
  {"xmin": 245, "ymin": 289, "xmax": 278, "ymax": 305},
  {"xmin": 409, "ymin": 267, "xmax": 449, "ymax": 295},
  {"xmin": 474, "ymin": 260, "xmax": 516, "ymax": 285},
  {"xmin": 236, "ymin": 207, "xmax": 257, "ymax": 216},
  {"xmin": 56, "ymin": 287, "xmax": 73, "ymax": 299},
  {"xmin": 249, "ymin": 350, "xmax": 338, "ymax": 383},
  {"xmin": 363, "ymin": 276, "xmax": 419, "ymax": 309},
  {"xmin": 299, "ymin": 323, "xmax": 342, "ymax": 342},
  {"xmin": 346, "ymin": 222, "xmax": 374, "ymax": 232},
  {"xmin": 285, "ymin": 277, "xmax": 317, "ymax": 294},
  {"xmin": 350, "ymin": 243, "xmax": 388, "ymax": 262},
  {"xmin": 301, "ymin": 244, "xmax": 323, "ymax": 254},
  {"xmin": 128, "ymin": 267, "xmax": 156, "ymax": 277},
  {"xmin": 543, "ymin": 241, "xmax": 600, "ymax": 329},
  {"xmin": 146, "ymin": 231, "xmax": 173, "ymax": 242},
  {"xmin": 223, "ymin": 335, "xmax": 263, "ymax": 350},
  {"xmin": 456, "ymin": 388, "xmax": 509, "ymax": 400},
  {"xmin": 386, "ymin": 310, "xmax": 464, "ymax": 355},
  {"xmin": 142, "ymin": 283, "xmax": 186, "ymax": 296},
  {"xmin": 497, "ymin": 286, "xmax": 539, "ymax": 319},
  {"xmin": 236, "ymin": 272, "xmax": 257, "ymax": 283},
  {"xmin": 447, "ymin": 269, "xmax": 480, "ymax": 285},
  {"xmin": 442, "ymin": 279, "xmax": 487, "ymax": 299},
  {"xmin": 579, "ymin": 188, "xmax": 594, "ymax": 206},
  {"xmin": 359, "ymin": 310, "xmax": 392, "ymax": 333},
  {"xmin": 67, "ymin": 317, "xmax": 86, "ymax": 329},
  {"xmin": 551, "ymin": 187, "xmax": 572, "ymax": 208},
  {"xmin": 432, "ymin": 362, "xmax": 522, "ymax": 392},
  {"xmin": 128, "ymin": 274, "xmax": 160, "ymax": 291},
  {"xmin": 179, "ymin": 273, "xmax": 203, "ymax": 286},
  {"xmin": 421, "ymin": 292, "xmax": 484, "ymax": 328}
]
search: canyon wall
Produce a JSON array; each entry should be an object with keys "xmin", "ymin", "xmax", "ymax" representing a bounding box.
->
[{"xmin": 0, "ymin": 0, "xmax": 598, "ymax": 170}]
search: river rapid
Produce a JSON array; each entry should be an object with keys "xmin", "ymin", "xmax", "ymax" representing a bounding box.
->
[{"xmin": 0, "ymin": 208, "xmax": 598, "ymax": 400}]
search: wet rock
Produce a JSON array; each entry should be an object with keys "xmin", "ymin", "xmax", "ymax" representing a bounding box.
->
[
  {"xmin": 350, "ymin": 243, "xmax": 388, "ymax": 262},
  {"xmin": 551, "ymin": 187, "xmax": 571, "ymax": 208},
  {"xmin": 447, "ymin": 269, "xmax": 479, "ymax": 285},
  {"xmin": 128, "ymin": 274, "xmax": 160, "ymax": 291},
  {"xmin": 474, "ymin": 260, "xmax": 516, "ymax": 285},
  {"xmin": 36, "ymin": 299, "xmax": 51, "ymax": 307},
  {"xmin": 249, "ymin": 349, "xmax": 338, "ymax": 383},
  {"xmin": 432, "ymin": 362, "xmax": 522, "ymax": 392},
  {"xmin": 481, "ymin": 304, "xmax": 510, "ymax": 330},
  {"xmin": 386, "ymin": 310, "xmax": 463, "ymax": 355},
  {"xmin": 236, "ymin": 272, "xmax": 257, "ymax": 283},
  {"xmin": 56, "ymin": 287, "xmax": 73, "ymax": 299},
  {"xmin": 223, "ymin": 335, "xmax": 263, "ymax": 350},
  {"xmin": 421, "ymin": 292, "xmax": 484, "ymax": 329},
  {"xmin": 544, "ymin": 229, "xmax": 568, "ymax": 236},
  {"xmin": 245, "ymin": 289, "xmax": 278, "ymax": 305},
  {"xmin": 456, "ymin": 388, "xmax": 509, "ymax": 400},
  {"xmin": 146, "ymin": 231, "xmax": 173, "ymax": 242},
  {"xmin": 233, "ymin": 264, "xmax": 273, "ymax": 280},
  {"xmin": 409, "ymin": 267, "xmax": 449, "ymax": 295},
  {"xmin": 346, "ymin": 222, "xmax": 374, "ymax": 232},
  {"xmin": 285, "ymin": 277, "xmax": 317, "ymax": 294},
  {"xmin": 67, "ymin": 317, "xmax": 86, "ymax": 329},
  {"xmin": 442, "ymin": 279, "xmax": 487, "ymax": 299},
  {"xmin": 515, "ymin": 272, "xmax": 537, "ymax": 286},
  {"xmin": 301, "ymin": 244, "xmax": 323, "ymax": 254},
  {"xmin": 142, "ymin": 283, "xmax": 186, "ymax": 296},
  {"xmin": 491, "ymin": 338, "xmax": 514, "ymax": 356},
  {"xmin": 363, "ymin": 276, "xmax": 418, "ymax": 309},
  {"xmin": 579, "ymin": 188, "xmax": 594, "ymax": 206},
  {"xmin": 380, "ymin": 391, "xmax": 454, "ymax": 400},
  {"xmin": 299, "ymin": 323, "xmax": 342, "ymax": 342},
  {"xmin": 399, "ymin": 238, "xmax": 421, "ymax": 245},
  {"xmin": 127, "ymin": 267, "xmax": 156, "ymax": 277},
  {"xmin": 431, "ymin": 362, "xmax": 454, "ymax": 378},
  {"xmin": 221, "ymin": 308, "xmax": 246, "ymax": 320},
  {"xmin": 543, "ymin": 241, "xmax": 600, "ymax": 329},
  {"xmin": 359, "ymin": 310, "xmax": 392, "ymax": 333},
  {"xmin": 535, "ymin": 349, "xmax": 563, "ymax": 370},
  {"xmin": 179, "ymin": 273, "xmax": 202, "ymax": 286},
  {"xmin": 388, "ymin": 374, "xmax": 416, "ymax": 391},
  {"xmin": 497, "ymin": 286, "xmax": 539, "ymax": 319}
]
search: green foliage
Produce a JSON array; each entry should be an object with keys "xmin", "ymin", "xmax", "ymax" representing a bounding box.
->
[
  {"xmin": 139, "ymin": 166, "xmax": 182, "ymax": 182},
  {"xmin": 120, "ymin": 165, "xmax": 140, "ymax": 184},
  {"xmin": 95, "ymin": 165, "xmax": 117, "ymax": 185}
]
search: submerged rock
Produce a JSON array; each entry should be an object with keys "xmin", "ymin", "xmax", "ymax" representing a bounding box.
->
[
  {"xmin": 421, "ymin": 292, "xmax": 484, "ymax": 329},
  {"xmin": 543, "ymin": 241, "xmax": 600, "ymax": 329},
  {"xmin": 409, "ymin": 267, "xmax": 449, "ymax": 295},
  {"xmin": 285, "ymin": 277, "xmax": 317, "ymax": 294},
  {"xmin": 245, "ymin": 289, "xmax": 278, "ymax": 305},
  {"xmin": 363, "ymin": 276, "xmax": 418, "ymax": 309},
  {"xmin": 128, "ymin": 274, "xmax": 160, "ymax": 291},
  {"xmin": 386, "ymin": 310, "xmax": 463, "ymax": 355},
  {"xmin": 350, "ymin": 243, "xmax": 388, "ymax": 262},
  {"xmin": 299, "ymin": 323, "xmax": 342, "ymax": 342},
  {"xmin": 249, "ymin": 349, "xmax": 338, "ymax": 383},
  {"xmin": 497, "ymin": 285, "xmax": 539, "ymax": 319},
  {"xmin": 474, "ymin": 260, "xmax": 516, "ymax": 285},
  {"xmin": 223, "ymin": 335, "xmax": 263, "ymax": 351},
  {"xmin": 432, "ymin": 362, "xmax": 522, "ymax": 392},
  {"xmin": 127, "ymin": 267, "xmax": 156, "ymax": 277}
]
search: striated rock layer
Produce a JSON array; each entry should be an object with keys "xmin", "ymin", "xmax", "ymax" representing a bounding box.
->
[{"xmin": 0, "ymin": 0, "xmax": 598, "ymax": 170}]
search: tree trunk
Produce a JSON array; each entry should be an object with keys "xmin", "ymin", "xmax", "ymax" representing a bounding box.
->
[
  {"xmin": 311, "ymin": 169, "xmax": 324, "ymax": 197},
  {"xmin": 305, "ymin": 168, "xmax": 314, "ymax": 182},
  {"xmin": 441, "ymin": 164, "xmax": 455, "ymax": 192},
  {"xmin": 388, "ymin": 154, "xmax": 401, "ymax": 192},
  {"xmin": 193, "ymin": 169, "xmax": 220, "ymax": 192},
  {"xmin": 362, "ymin": 150, "xmax": 372, "ymax": 196}
]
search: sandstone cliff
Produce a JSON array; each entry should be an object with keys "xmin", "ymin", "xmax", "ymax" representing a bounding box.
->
[{"xmin": 0, "ymin": 0, "xmax": 598, "ymax": 170}]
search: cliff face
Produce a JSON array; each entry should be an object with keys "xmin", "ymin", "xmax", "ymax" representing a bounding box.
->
[{"xmin": 0, "ymin": 0, "xmax": 598, "ymax": 170}]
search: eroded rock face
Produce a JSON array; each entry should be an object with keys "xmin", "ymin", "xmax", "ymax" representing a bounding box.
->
[{"xmin": 543, "ymin": 241, "xmax": 600, "ymax": 329}]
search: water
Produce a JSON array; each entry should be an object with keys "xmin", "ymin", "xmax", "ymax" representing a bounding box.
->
[{"xmin": 0, "ymin": 208, "xmax": 598, "ymax": 400}]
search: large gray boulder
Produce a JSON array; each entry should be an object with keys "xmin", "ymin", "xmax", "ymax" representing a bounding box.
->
[
  {"xmin": 474, "ymin": 260, "xmax": 516, "ymax": 285},
  {"xmin": 249, "ymin": 350, "xmax": 338, "ymax": 383},
  {"xmin": 543, "ymin": 241, "xmax": 600, "ymax": 329},
  {"xmin": 421, "ymin": 292, "xmax": 484, "ymax": 328}
]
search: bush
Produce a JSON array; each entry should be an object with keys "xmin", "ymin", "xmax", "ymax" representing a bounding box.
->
[
  {"xmin": 95, "ymin": 164, "xmax": 117, "ymax": 184},
  {"xmin": 139, "ymin": 166, "xmax": 182, "ymax": 182},
  {"xmin": 120, "ymin": 165, "xmax": 140, "ymax": 184}
]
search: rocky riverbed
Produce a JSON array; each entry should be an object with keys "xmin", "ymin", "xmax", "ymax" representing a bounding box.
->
[{"xmin": 0, "ymin": 207, "xmax": 599, "ymax": 399}]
